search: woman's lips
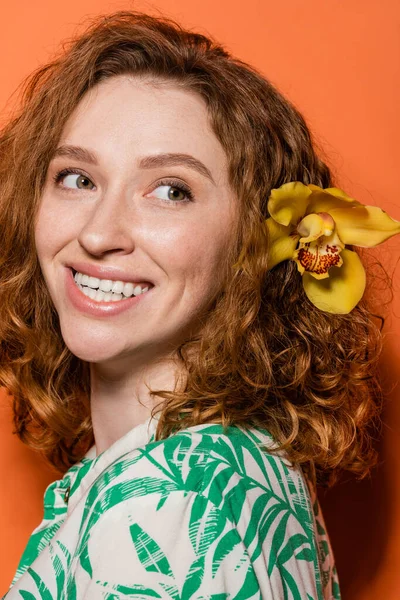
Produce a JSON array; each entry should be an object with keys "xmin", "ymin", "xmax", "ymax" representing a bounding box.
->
[
  {"xmin": 65, "ymin": 267, "xmax": 151, "ymax": 317},
  {"xmin": 67, "ymin": 261, "xmax": 153, "ymax": 286}
]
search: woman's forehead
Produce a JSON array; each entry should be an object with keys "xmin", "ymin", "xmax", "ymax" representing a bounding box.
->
[{"xmin": 58, "ymin": 75, "xmax": 229, "ymax": 178}]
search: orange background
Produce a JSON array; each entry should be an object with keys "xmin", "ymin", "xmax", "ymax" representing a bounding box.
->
[{"xmin": 1, "ymin": 1, "xmax": 399, "ymax": 598}]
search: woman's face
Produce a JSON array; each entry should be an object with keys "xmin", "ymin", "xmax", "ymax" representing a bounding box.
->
[{"xmin": 35, "ymin": 75, "xmax": 237, "ymax": 367}]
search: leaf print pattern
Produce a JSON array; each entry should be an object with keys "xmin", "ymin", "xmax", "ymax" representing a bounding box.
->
[
  {"xmin": 130, "ymin": 523, "xmax": 174, "ymax": 577},
  {"xmin": 2, "ymin": 420, "xmax": 340, "ymax": 600}
]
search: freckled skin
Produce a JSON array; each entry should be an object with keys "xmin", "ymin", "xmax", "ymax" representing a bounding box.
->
[
  {"xmin": 34, "ymin": 75, "xmax": 238, "ymax": 449},
  {"xmin": 35, "ymin": 75, "xmax": 237, "ymax": 364}
]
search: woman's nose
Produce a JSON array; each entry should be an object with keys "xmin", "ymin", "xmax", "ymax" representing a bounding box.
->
[{"xmin": 77, "ymin": 188, "xmax": 136, "ymax": 256}]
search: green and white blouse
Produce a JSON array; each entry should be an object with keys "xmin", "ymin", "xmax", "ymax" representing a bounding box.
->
[{"xmin": 3, "ymin": 417, "xmax": 340, "ymax": 599}]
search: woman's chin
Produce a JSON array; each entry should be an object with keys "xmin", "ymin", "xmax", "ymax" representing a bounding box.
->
[{"xmin": 59, "ymin": 328, "xmax": 132, "ymax": 363}]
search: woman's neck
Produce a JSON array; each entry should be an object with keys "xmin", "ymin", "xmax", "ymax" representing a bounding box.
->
[{"xmin": 89, "ymin": 354, "xmax": 184, "ymax": 456}]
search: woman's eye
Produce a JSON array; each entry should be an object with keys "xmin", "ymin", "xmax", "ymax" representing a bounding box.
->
[
  {"xmin": 60, "ymin": 173, "xmax": 95, "ymax": 190},
  {"xmin": 151, "ymin": 184, "xmax": 192, "ymax": 202}
]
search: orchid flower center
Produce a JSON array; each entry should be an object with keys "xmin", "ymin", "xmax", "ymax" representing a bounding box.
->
[{"xmin": 294, "ymin": 212, "xmax": 345, "ymax": 280}]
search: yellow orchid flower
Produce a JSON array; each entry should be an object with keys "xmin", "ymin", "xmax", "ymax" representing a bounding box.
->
[{"xmin": 265, "ymin": 182, "xmax": 400, "ymax": 314}]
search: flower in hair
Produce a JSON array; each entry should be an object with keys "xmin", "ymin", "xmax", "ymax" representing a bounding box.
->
[{"xmin": 265, "ymin": 182, "xmax": 400, "ymax": 314}]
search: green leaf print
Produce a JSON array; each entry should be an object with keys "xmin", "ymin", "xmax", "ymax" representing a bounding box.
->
[
  {"xmin": 233, "ymin": 562, "xmax": 262, "ymax": 600},
  {"xmin": 155, "ymin": 494, "xmax": 168, "ymax": 511},
  {"xmin": 11, "ymin": 524, "xmax": 64, "ymax": 588},
  {"xmin": 223, "ymin": 477, "xmax": 258, "ymax": 525},
  {"xmin": 216, "ymin": 430, "xmax": 275, "ymax": 498},
  {"xmin": 130, "ymin": 522, "xmax": 174, "ymax": 577},
  {"xmin": 267, "ymin": 510, "xmax": 291, "ymax": 576},
  {"xmin": 158, "ymin": 583, "xmax": 182, "ymax": 600},
  {"xmin": 64, "ymin": 575, "xmax": 77, "ymax": 600},
  {"xmin": 211, "ymin": 529, "xmax": 241, "ymax": 577},
  {"xmin": 7, "ymin": 423, "xmax": 339, "ymax": 600},
  {"xmin": 186, "ymin": 452, "xmax": 220, "ymax": 493},
  {"xmin": 212, "ymin": 436, "xmax": 245, "ymax": 474},
  {"xmin": 180, "ymin": 555, "xmax": 205, "ymax": 600},
  {"xmin": 50, "ymin": 555, "xmax": 64, "ymax": 600},
  {"xmin": 157, "ymin": 434, "xmax": 194, "ymax": 486},
  {"xmin": 139, "ymin": 446, "xmax": 185, "ymax": 488},
  {"xmin": 47, "ymin": 540, "xmax": 72, "ymax": 600},
  {"xmin": 18, "ymin": 592, "xmax": 37, "ymax": 600},
  {"xmin": 250, "ymin": 503, "xmax": 287, "ymax": 564},
  {"xmin": 332, "ymin": 578, "xmax": 341, "ymax": 600},
  {"xmin": 78, "ymin": 454, "xmax": 145, "ymax": 535},
  {"xmin": 279, "ymin": 565, "xmax": 308, "ymax": 600},
  {"xmin": 188, "ymin": 495, "xmax": 225, "ymax": 556},
  {"xmin": 77, "ymin": 476, "xmax": 180, "ymax": 578},
  {"xmin": 294, "ymin": 547, "xmax": 314, "ymax": 562},
  {"xmin": 278, "ymin": 533, "xmax": 312, "ymax": 566},
  {"xmin": 25, "ymin": 568, "xmax": 54, "ymax": 600},
  {"xmin": 242, "ymin": 493, "xmax": 279, "ymax": 559},
  {"xmin": 93, "ymin": 582, "xmax": 163, "ymax": 599}
]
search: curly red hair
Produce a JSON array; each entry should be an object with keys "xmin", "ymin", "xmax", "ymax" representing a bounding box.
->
[{"xmin": 0, "ymin": 11, "xmax": 384, "ymax": 483}]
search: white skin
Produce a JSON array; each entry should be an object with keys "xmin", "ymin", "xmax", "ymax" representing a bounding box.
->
[{"xmin": 35, "ymin": 75, "xmax": 238, "ymax": 455}]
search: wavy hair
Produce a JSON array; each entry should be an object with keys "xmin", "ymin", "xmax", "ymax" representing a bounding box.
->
[{"xmin": 0, "ymin": 10, "xmax": 384, "ymax": 484}]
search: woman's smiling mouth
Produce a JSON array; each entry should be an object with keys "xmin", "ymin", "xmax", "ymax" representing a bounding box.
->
[
  {"xmin": 66, "ymin": 267, "xmax": 153, "ymax": 316},
  {"xmin": 73, "ymin": 269, "xmax": 150, "ymax": 302}
]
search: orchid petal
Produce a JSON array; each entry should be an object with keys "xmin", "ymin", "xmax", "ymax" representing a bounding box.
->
[
  {"xmin": 268, "ymin": 182, "xmax": 312, "ymax": 227},
  {"xmin": 329, "ymin": 205, "xmax": 400, "ymax": 247},
  {"xmin": 324, "ymin": 188, "xmax": 359, "ymax": 202},
  {"xmin": 307, "ymin": 190, "xmax": 361, "ymax": 215},
  {"xmin": 302, "ymin": 249, "xmax": 366, "ymax": 314},
  {"xmin": 297, "ymin": 212, "xmax": 335, "ymax": 243},
  {"xmin": 265, "ymin": 218, "xmax": 298, "ymax": 269}
]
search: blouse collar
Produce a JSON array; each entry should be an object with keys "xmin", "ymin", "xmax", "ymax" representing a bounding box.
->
[{"xmin": 64, "ymin": 413, "xmax": 160, "ymax": 516}]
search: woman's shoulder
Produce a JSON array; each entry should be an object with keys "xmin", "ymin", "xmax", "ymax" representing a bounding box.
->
[
  {"xmin": 108, "ymin": 423, "xmax": 302, "ymax": 482},
  {"xmin": 150, "ymin": 421, "xmax": 304, "ymax": 496},
  {"xmin": 97, "ymin": 421, "xmax": 316, "ymax": 531},
  {"xmin": 86, "ymin": 422, "xmax": 339, "ymax": 600}
]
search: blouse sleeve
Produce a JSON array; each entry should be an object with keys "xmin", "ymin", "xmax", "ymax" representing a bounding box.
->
[{"xmin": 80, "ymin": 486, "xmax": 323, "ymax": 600}]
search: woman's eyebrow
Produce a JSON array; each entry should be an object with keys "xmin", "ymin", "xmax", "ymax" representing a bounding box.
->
[
  {"xmin": 139, "ymin": 153, "xmax": 215, "ymax": 185},
  {"xmin": 51, "ymin": 145, "xmax": 98, "ymax": 164},
  {"xmin": 51, "ymin": 145, "xmax": 215, "ymax": 185}
]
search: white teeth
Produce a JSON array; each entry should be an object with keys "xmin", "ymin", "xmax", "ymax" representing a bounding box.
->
[
  {"xmin": 82, "ymin": 286, "xmax": 96, "ymax": 300},
  {"xmin": 73, "ymin": 270, "xmax": 151, "ymax": 302},
  {"xmin": 99, "ymin": 279, "xmax": 113, "ymax": 293},
  {"xmin": 122, "ymin": 282, "xmax": 135, "ymax": 297},
  {"xmin": 88, "ymin": 276, "xmax": 100, "ymax": 289},
  {"xmin": 111, "ymin": 281, "xmax": 124, "ymax": 294}
]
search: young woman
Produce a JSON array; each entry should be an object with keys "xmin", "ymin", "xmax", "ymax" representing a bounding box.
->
[{"xmin": 1, "ymin": 10, "xmax": 399, "ymax": 600}]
